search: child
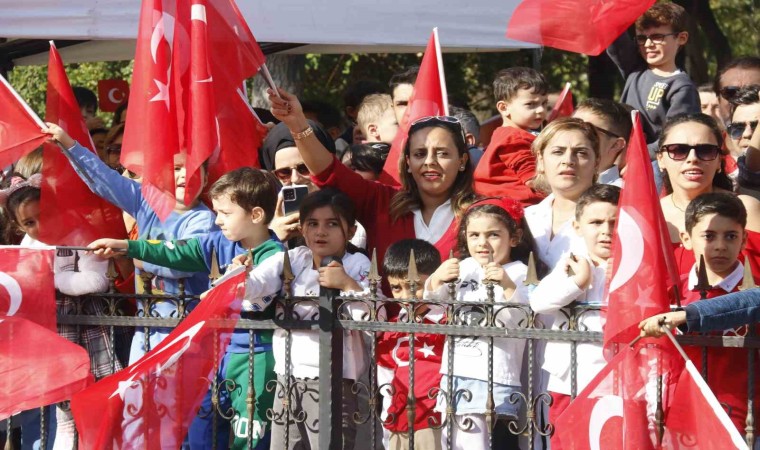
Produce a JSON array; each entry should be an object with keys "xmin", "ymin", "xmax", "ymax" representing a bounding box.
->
[
  {"xmin": 42, "ymin": 123, "xmax": 217, "ymax": 363},
  {"xmin": 573, "ymin": 99, "xmax": 632, "ymax": 186},
  {"xmin": 341, "ymin": 143, "xmax": 390, "ymax": 182},
  {"xmin": 424, "ymin": 197, "xmax": 533, "ymax": 450},
  {"xmin": 473, "ymin": 67, "xmax": 548, "ymax": 206},
  {"xmin": 0, "ymin": 175, "xmax": 121, "ymax": 449},
  {"xmin": 357, "ymin": 93, "xmax": 399, "ymax": 144},
  {"xmin": 607, "ymin": 2, "xmax": 700, "ymax": 157},
  {"xmin": 677, "ymin": 192, "xmax": 759, "ymax": 435},
  {"xmin": 376, "ymin": 239, "xmax": 445, "ymax": 450},
  {"xmin": 89, "ymin": 167, "xmax": 283, "ymax": 450},
  {"xmin": 238, "ymin": 188, "xmax": 370, "ymax": 450},
  {"xmin": 529, "ymin": 184, "xmax": 620, "ymax": 450}
]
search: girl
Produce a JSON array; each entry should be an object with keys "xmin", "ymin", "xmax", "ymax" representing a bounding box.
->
[
  {"xmin": 657, "ymin": 113, "xmax": 760, "ymax": 276},
  {"xmin": 424, "ymin": 197, "xmax": 534, "ymax": 450},
  {"xmin": 0, "ymin": 175, "xmax": 121, "ymax": 449},
  {"xmin": 267, "ymin": 89, "xmax": 476, "ymax": 293},
  {"xmin": 239, "ymin": 188, "xmax": 370, "ymax": 450},
  {"xmin": 525, "ymin": 117, "xmax": 600, "ymax": 268}
]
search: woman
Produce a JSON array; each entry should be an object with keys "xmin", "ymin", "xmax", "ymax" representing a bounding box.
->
[
  {"xmin": 525, "ymin": 118, "xmax": 600, "ymax": 268},
  {"xmin": 657, "ymin": 113, "xmax": 760, "ymax": 275},
  {"xmin": 267, "ymin": 88, "xmax": 475, "ymax": 272}
]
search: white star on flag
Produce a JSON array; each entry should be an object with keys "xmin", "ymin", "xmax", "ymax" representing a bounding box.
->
[
  {"xmin": 418, "ymin": 342, "xmax": 436, "ymax": 358},
  {"xmin": 150, "ymin": 79, "xmax": 170, "ymax": 109}
]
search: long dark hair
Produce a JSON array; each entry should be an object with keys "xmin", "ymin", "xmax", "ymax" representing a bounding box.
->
[
  {"xmin": 657, "ymin": 113, "xmax": 733, "ymax": 193},
  {"xmin": 389, "ymin": 122, "xmax": 476, "ymax": 221}
]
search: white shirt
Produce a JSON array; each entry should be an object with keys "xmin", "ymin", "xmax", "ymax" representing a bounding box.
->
[
  {"xmin": 524, "ymin": 194, "xmax": 586, "ymax": 269},
  {"xmin": 21, "ymin": 235, "xmax": 109, "ymax": 296},
  {"xmin": 687, "ymin": 261, "xmax": 744, "ymax": 293},
  {"xmin": 350, "ymin": 221, "xmax": 368, "ymax": 249},
  {"xmin": 243, "ymin": 246, "xmax": 370, "ymax": 379},
  {"xmin": 598, "ymin": 166, "xmax": 623, "ymax": 187},
  {"xmin": 424, "ymin": 258, "xmax": 528, "ymax": 385},
  {"xmin": 529, "ymin": 253, "xmax": 606, "ymax": 395},
  {"xmin": 412, "ymin": 199, "xmax": 455, "ymax": 244}
]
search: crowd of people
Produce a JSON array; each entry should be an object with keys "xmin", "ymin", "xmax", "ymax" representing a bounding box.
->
[{"xmin": 1, "ymin": 2, "xmax": 760, "ymax": 449}]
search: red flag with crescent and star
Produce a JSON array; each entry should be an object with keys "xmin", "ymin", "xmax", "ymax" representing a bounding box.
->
[
  {"xmin": 0, "ymin": 247, "xmax": 93, "ymax": 419},
  {"xmin": 70, "ymin": 268, "xmax": 246, "ymax": 450},
  {"xmin": 0, "ymin": 74, "xmax": 48, "ymax": 169},
  {"xmin": 547, "ymin": 82, "xmax": 574, "ymax": 123},
  {"xmin": 379, "ymin": 28, "xmax": 448, "ymax": 187},
  {"xmin": 602, "ymin": 111, "xmax": 679, "ymax": 356},
  {"xmin": 39, "ymin": 42, "xmax": 128, "ymax": 246},
  {"xmin": 121, "ymin": 0, "xmax": 267, "ymax": 220},
  {"xmin": 97, "ymin": 79, "xmax": 130, "ymax": 113}
]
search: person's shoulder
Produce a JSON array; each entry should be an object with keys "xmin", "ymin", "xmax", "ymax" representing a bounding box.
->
[{"xmin": 345, "ymin": 250, "xmax": 370, "ymax": 266}]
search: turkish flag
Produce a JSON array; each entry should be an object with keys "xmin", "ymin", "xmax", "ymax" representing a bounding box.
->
[
  {"xmin": 376, "ymin": 330, "xmax": 444, "ymax": 432},
  {"xmin": 662, "ymin": 360, "xmax": 749, "ymax": 450},
  {"xmin": 98, "ymin": 79, "xmax": 130, "ymax": 113},
  {"xmin": 379, "ymin": 28, "xmax": 448, "ymax": 186},
  {"xmin": 122, "ymin": 0, "xmax": 266, "ymax": 220},
  {"xmin": 547, "ymin": 82, "xmax": 574, "ymax": 123},
  {"xmin": 506, "ymin": 0, "xmax": 655, "ymax": 56},
  {"xmin": 603, "ymin": 112, "xmax": 679, "ymax": 355},
  {"xmin": 554, "ymin": 342, "xmax": 682, "ymax": 450},
  {"xmin": 39, "ymin": 42, "xmax": 127, "ymax": 246},
  {"xmin": 71, "ymin": 268, "xmax": 246, "ymax": 450},
  {"xmin": 0, "ymin": 74, "xmax": 47, "ymax": 168},
  {"xmin": 0, "ymin": 247, "xmax": 92, "ymax": 419}
]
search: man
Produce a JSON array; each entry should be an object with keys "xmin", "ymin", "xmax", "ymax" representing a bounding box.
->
[
  {"xmin": 388, "ymin": 66, "xmax": 419, "ymax": 124},
  {"xmin": 713, "ymin": 56, "xmax": 760, "ymax": 123}
]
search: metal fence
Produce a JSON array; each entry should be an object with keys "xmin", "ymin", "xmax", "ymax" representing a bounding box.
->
[{"xmin": 2, "ymin": 264, "xmax": 759, "ymax": 450}]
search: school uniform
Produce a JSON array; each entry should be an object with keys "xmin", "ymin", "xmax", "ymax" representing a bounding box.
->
[{"xmin": 424, "ymin": 258, "xmax": 529, "ymax": 450}]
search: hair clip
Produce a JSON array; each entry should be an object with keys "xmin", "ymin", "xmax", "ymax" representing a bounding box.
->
[{"xmin": 0, "ymin": 173, "xmax": 42, "ymax": 207}]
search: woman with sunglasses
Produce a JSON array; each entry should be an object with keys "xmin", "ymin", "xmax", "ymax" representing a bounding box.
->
[
  {"xmin": 657, "ymin": 113, "xmax": 760, "ymax": 275},
  {"xmin": 267, "ymin": 88, "xmax": 475, "ymax": 279}
]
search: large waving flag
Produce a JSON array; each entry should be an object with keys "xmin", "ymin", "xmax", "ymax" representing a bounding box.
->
[
  {"xmin": 0, "ymin": 75, "xmax": 47, "ymax": 168},
  {"xmin": 379, "ymin": 28, "xmax": 448, "ymax": 186},
  {"xmin": 0, "ymin": 247, "xmax": 92, "ymax": 419},
  {"xmin": 506, "ymin": 0, "xmax": 655, "ymax": 55},
  {"xmin": 603, "ymin": 111, "xmax": 679, "ymax": 354},
  {"xmin": 71, "ymin": 268, "xmax": 246, "ymax": 450},
  {"xmin": 122, "ymin": 0, "xmax": 267, "ymax": 220},
  {"xmin": 39, "ymin": 42, "xmax": 127, "ymax": 246}
]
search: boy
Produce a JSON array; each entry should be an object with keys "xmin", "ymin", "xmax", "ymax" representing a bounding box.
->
[
  {"xmin": 573, "ymin": 98, "xmax": 632, "ymax": 186},
  {"xmin": 376, "ymin": 239, "xmax": 444, "ymax": 450},
  {"xmin": 529, "ymin": 184, "xmax": 620, "ymax": 450},
  {"xmin": 357, "ymin": 93, "xmax": 399, "ymax": 144},
  {"xmin": 677, "ymin": 192, "xmax": 758, "ymax": 436},
  {"xmin": 473, "ymin": 67, "xmax": 548, "ymax": 206},
  {"xmin": 607, "ymin": 2, "xmax": 700, "ymax": 157},
  {"xmin": 89, "ymin": 167, "xmax": 283, "ymax": 450}
]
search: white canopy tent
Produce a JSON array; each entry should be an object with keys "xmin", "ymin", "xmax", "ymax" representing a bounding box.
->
[{"xmin": 0, "ymin": 0, "xmax": 536, "ymax": 65}]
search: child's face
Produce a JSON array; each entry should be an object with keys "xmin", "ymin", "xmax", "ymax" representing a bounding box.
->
[
  {"xmin": 15, "ymin": 200, "xmax": 41, "ymax": 241},
  {"xmin": 211, "ymin": 194, "xmax": 260, "ymax": 245},
  {"xmin": 466, "ymin": 212, "xmax": 519, "ymax": 266},
  {"xmin": 498, "ymin": 88, "xmax": 547, "ymax": 130},
  {"xmin": 574, "ymin": 201, "xmax": 617, "ymax": 265},
  {"xmin": 302, "ymin": 206, "xmax": 355, "ymax": 261},
  {"xmin": 174, "ymin": 154, "xmax": 205, "ymax": 208},
  {"xmin": 635, "ymin": 25, "xmax": 687, "ymax": 70},
  {"xmin": 368, "ymin": 108, "xmax": 399, "ymax": 143},
  {"xmin": 657, "ymin": 122, "xmax": 721, "ymax": 194},
  {"xmin": 388, "ymin": 274, "xmax": 430, "ymax": 299},
  {"xmin": 681, "ymin": 213, "xmax": 746, "ymax": 278},
  {"xmin": 537, "ymin": 130, "xmax": 598, "ymax": 199}
]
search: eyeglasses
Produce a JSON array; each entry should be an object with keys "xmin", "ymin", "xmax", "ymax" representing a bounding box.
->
[
  {"xmin": 659, "ymin": 143, "xmax": 721, "ymax": 161},
  {"xmin": 635, "ymin": 32, "xmax": 679, "ymax": 45},
  {"xmin": 105, "ymin": 144, "xmax": 122, "ymax": 154},
  {"xmin": 719, "ymin": 86, "xmax": 741, "ymax": 101},
  {"xmin": 273, "ymin": 163, "xmax": 310, "ymax": 181},
  {"xmin": 727, "ymin": 120, "xmax": 758, "ymax": 139},
  {"xmin": 408, "ymin": 115, "xmax": 466, "ymax": 144},
  {"xmin": 588, "ymin": 123, "xmax": 622, "ymax": 139}
]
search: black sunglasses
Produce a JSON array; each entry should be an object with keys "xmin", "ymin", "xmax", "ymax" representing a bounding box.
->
[
  {"xmin": 727, "ymin": 120, "xmax": 758, "ymax": 140},
  {"xmin": 273, "ymin": 163, "xmax": 310, "ymax": 181},
  {"xmin": 634, "ymin": 32, "xmax": 679, "ymax": 45},
  {"xmin": 719, "ymin": 86, "xmax": 741, "ymax": 101},
  {"xmin": 588, "ymin": 123, "xmax": 622, "ymax": 139},
  {"xmin": 408, "ymin": 115, "xmax": 466, "ymax": 144},
  {"xmin": 660, "ymin": 143, "xmax": 721, "ymax": 161},
  {"xmin": 105, "ymin": 144, "xmax": 122, "ymax": 154}
]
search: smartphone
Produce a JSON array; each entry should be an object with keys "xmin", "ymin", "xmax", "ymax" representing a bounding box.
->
[{"xmin": 281, "ymin": 185, "xmax": 309, "ymax": 215}]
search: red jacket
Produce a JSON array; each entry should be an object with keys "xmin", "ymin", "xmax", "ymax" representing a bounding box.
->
[{"xmin": 473, "ymin": 126, "xmax": 545, "ymax": 206}]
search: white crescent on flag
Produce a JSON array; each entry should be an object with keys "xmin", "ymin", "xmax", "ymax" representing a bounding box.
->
[
  {"xmin": 0, "ymin": 271, "xmax": 23, "ymax": 323},
  {"xmin": 107, "ymin": 87, "xmax": 125, "ymax": 104},
  {"xmin": 608, "ymin": 209, "xmax": 644, "ymax": 293},
  {"xmin": 589, "ymin": 395, "xmax": 624, "ymax": 450}
]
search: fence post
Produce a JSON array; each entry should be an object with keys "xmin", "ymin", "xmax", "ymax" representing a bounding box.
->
[{"xmin": 318, "ymin": 288, "xmax": 343, "ymax": 448}]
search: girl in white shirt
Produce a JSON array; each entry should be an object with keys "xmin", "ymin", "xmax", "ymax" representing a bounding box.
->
[
  {"xmin": 424, "ymin": 197, "xmax": 536, "ymax": 450},
  {"xmin": 240, "ymin": 188, "xmax": 370, "ymax": 450}
]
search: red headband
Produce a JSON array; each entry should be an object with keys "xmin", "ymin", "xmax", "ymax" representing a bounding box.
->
[{"xmin": 467, "ymin": 197, "xmax": 524, "ymax": 223}]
